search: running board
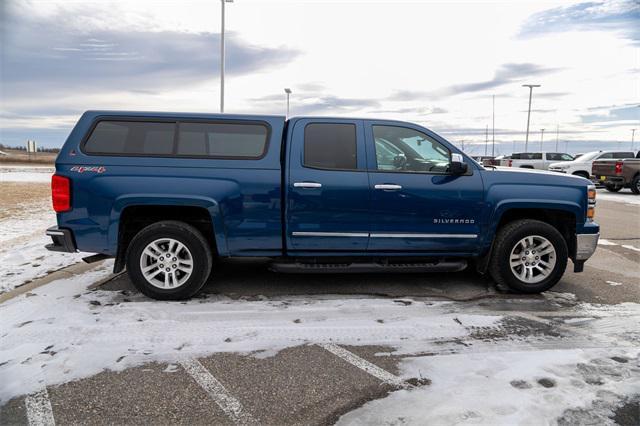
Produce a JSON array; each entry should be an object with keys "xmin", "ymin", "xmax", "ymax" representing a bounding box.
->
[{"xmin": 269, "ymin": 260, "xmax": 467, "ymax": 274}]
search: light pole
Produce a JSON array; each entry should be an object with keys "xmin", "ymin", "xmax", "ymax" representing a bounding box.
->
[
  {"xmin": 220, "ymin": 0, "xmax": 234, "ymax": 113},
  {"xmin": 522, "ymin": 84, "xmax": 541, "ymax": 152},
  {"xmin": 492, "ymin": 95, "xmax": 495, "ymax": 157},
  {"xmin": 284, "ymin": 88, "xmax": 292, "ymax": 118},
  {"xmin": 540, "ymin": 128, "xmax": 545, "ymax": 150},
  {"xmin": 484, "ymin": 124, "xmax": 488, "ymax": 156},
  {"xmin": 632, "ymin": 129, "xmax": 636, "ymax": 150},
  {"xmin": 555, "ymin": 124, "xmax": 559, "ymax": 152}
]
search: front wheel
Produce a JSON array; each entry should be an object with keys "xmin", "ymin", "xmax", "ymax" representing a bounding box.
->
[
  {"xmin": 489, "ymin": 220, "xmax": 568, "ymax": 293},
  {"xmin": 126, "ymin": 221, "xmax": 212, "ymax": 300},
  {"xmin": 604, "ymin": 183, "xmax": 622, "ymax": 192}
]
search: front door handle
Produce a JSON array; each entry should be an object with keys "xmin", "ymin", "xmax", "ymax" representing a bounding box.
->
[
  {"xmin": 374, "ymin": 184, "xmax": 402, "ymax": 190},
  {"xmin": 294, "ymin": 182, "xmax": 322, "ymax": 189}
]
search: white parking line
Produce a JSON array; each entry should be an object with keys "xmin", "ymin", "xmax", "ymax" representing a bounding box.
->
[
  {"xmin": 25, "ymin": 387, "xmax": 55, "ymax": 426},
  {"xmin": 320, "ymin": 343, "xmax": 408, "ymax": 388},
  {"xmin": 179, "ymin": 358, "xmax": 257, "ymax": 425},
  {"xmin": 598, "ymin": 239, "xmax": 640, "ymax": 252}
]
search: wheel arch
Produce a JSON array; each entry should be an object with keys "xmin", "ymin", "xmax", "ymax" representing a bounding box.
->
[
  {"xmin": 110, "ymin": 197, "xmax": 227, "ymax": 273},
  {"xmin": 476, "ymin": 203, "xmax": 579, "ymax": 274}
]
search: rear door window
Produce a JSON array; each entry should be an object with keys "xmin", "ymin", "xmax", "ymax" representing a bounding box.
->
[
  {"xmin": 303, "ymin": 123, "xmax": 357, "ymax": 170},
  {"xmin": 612, "ymin": 152, "xmax": 635, "ymax": 158}
]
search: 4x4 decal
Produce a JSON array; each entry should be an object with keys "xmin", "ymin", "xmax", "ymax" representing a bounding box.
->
[{"xmin": 70, "ymin": 166, "xmax": 106, "ymax": 174}]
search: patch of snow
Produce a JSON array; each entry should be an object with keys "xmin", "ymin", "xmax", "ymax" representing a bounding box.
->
[
  {"xmin": 337, "ymin": 348, "xmax": 640, "ymax": 426},
  {"xmin": 0, "ymin": 169, "xmax": 53, "ymax": 183},
  {"xmin": 0, "ymin": 197, "xmax": 84, "ymax": 294},
  {"xmin": 0, "ymin": 199, "xmax": 53, "ymax": 244},
  {"xmin": 1, "ymin": 265, "xmax": 639, "ymax": 421},
  {"xmin": 597, "ymin": 191, "xmax": 640, "ymax": 206},
  {"xmin": 0, "ymin": 165, "xmax": 54, "ymax": 170},
  {"xmin": 0, "ymin": 268, "xmax": 504, "ymax": 403},
  {"xmin": 0, "ymin": 234, "xmax": 85, "ymax": 293},
  {"xmin": 563, "ymin": 317, "xmax": 596, "ymax": 324}
]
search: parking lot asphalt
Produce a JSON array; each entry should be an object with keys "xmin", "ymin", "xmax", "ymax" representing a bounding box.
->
[{"xmin": 1, "ymin": 190, "xmax": 639, "ymax": 425}]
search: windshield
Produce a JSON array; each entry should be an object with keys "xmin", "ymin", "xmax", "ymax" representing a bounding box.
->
[{"xmin": 575, "ymin": 151, "xmax": 601, "ymax": 162}]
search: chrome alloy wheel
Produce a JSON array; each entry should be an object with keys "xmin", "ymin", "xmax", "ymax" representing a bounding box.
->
[
  {"xmin": 509, "ymin": 235, "xmax": 556, "ymax": 284},
  {"xmin": 139, "ymin": 238, "xmax": 193, "ymax": 289}
]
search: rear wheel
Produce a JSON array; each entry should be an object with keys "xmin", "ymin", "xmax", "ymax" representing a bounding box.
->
[
  {"xmin": 631, "ymin": 175, "xmax": 640, "ymax": 195},
  {"xmin": 126, "ymin": 221, "xmax": 212, "ymax": 300},
  {"xmin": 490, "ymin": 220, "xmax": 568, "ymax": 293},
  {"xmin": 604, "ymin": 183, "xmax": 622, "ymax": 192}
]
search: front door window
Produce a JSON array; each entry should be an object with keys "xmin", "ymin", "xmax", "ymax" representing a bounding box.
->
[{"xmin": 373, "ymin": 125, "xmax": 450, "ymax": 173}]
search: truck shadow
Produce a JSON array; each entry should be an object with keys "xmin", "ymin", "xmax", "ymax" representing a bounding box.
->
[
  {"xmin": 101, "ymin": 258, "xmax": 545, "ymax": 301},
  {"xmin": 201, "ymin": 259, "xmax": 529, "ymax": 301}
]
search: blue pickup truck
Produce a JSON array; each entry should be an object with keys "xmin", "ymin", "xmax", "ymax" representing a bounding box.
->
[{"xmin": 46, "ymin": 111, "xmax": 599, "ymax": 300}]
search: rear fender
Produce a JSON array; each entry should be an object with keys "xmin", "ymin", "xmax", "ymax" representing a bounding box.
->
[{"xmin": 108, "ymin": 195, "xmax": 228, "ymax": 256}]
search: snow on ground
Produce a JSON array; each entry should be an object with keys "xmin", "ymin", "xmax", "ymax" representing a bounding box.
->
[
  {"xmin": 0, "ymin": 169, "xmax": 83, "ymax": 293},
  {"xmin": 0, "ymin": 166, "xmax": 54, "ymax": 183},
  {"xmin": 1, "ymin": 264, "xmax": 639, "ymax": 425},
  {"xmin": 0, "ymin": 265, "xmax": 499, "ymax": 402},
  {"xmin": 338, "ymin": 347, "xmax": 639, "ymax": 426},
  {"xmin": 0, "ymin": 233, "xmax": 85, "ymax": 293},
  {"xmin": 597, "ymin": 190, "xmax": 640, "ymax": 206}
]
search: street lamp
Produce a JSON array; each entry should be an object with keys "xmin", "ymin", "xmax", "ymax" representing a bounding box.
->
[
  {"xmin": 220, "ymin": 0, "xmax": 234, "ymax": 113},
  {"xmin": 284, "ymin": 88, "xmax": 292, "ymax": 118},
  {"xmin": 632, "ymin": 129, "xmax": 636, "ymax": 150},
  {"xmin": 522, "ymin": 84, "xmax": 541, "ymax": 152},
  {"xmin": 540, "ymin": 128, "xmax": 545, "ymax": 150}
]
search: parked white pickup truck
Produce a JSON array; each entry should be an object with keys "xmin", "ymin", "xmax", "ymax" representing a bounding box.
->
[
  {"xmin": 548, "ymin": 150, "xmax": 636, "ymax": 179},
  {"xmin": 506, "ymin": 152, "xmax": 574, "ymax": 170}
]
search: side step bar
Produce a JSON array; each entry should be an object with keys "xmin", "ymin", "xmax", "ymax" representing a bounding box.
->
[{"xmin": 269, "ymin": 260, "xmax": 467, "ymax": 274}]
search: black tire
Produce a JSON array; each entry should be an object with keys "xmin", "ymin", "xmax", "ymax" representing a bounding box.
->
[
  {"xmin": 604, "ymin": 183, "xmax": 623, "ymax": 192},
  {"xmin": 572, "ymin": 171, "xmax": 590, "ymax": 179},
  {"xmin": 631, "ymin": 175, "xmax": 640, "ymax": 195},
  {"xmin": 489, "ymin": 219, "xmax": 568, "ymax": 293},
  {"xmin": 126, "ymin": 221, "xmax": 212, "ymax": 300}
]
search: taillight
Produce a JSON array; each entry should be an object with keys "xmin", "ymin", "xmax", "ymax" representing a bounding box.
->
[
  {"xmin": 52, "ymin": 175, "xmax": 71, "ymax": 212},
  {"xmin": 614, "ymin": 161, "xmax": 623, "ymax": 175}
]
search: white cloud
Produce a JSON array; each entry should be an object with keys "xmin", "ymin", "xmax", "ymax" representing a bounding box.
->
[{"xmin": 1, "ymin": 0, "xmax": 638, "ymax": 153}]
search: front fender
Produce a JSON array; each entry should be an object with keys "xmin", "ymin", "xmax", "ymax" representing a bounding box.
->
[
  {"xmin": 108, "ymin": 195, "xmax": 229, "ymax": 256},
  {"xmin": 490, "ymin": 199, "xmax": 582, "ymax": 235}
]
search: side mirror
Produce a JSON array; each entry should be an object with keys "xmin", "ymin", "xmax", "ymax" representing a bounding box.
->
[{"xmin": 450, "ymin": 153, "xmax": 468, "ymax": 175}]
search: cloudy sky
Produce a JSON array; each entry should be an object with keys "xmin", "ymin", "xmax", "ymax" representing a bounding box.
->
[{"xmin": 1, "ymin": 0, "xmax": 638, "ymax": 154}]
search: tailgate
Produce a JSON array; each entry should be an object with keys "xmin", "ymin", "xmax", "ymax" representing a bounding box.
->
[{"xmin": 591, "ymin": 160, "xmax": 616, "ymax": 176}]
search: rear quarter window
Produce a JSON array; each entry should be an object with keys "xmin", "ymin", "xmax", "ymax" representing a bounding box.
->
[
  {"xmin": 83, "ymin": 119, "xmax": 269, "ymax": 159},
  {"xmin": 177, "ymin": 122, "xmax": 268, "ymax": 158},
  {"xmin": 84, "ymin": 121, "xmax": 176, "ymax": 155}
]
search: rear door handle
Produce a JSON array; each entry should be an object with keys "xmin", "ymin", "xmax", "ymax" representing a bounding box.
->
[
  {"xmin": 294, "ymin": 182, "xmax": 322, "ymax": 189},
  {"xmin": 374, "ymin": 184, "xmax": 402, "ymax": 190}
]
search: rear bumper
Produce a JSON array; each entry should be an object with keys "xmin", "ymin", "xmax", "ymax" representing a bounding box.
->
[
  {"xmin": 45, "ymin": 226, "xmax": 77, "ymax": 253},
  {"xmin": 575, "ymin": 232, "xmax": 599, "ymax": 261},
  {"xmin": 593, "ymin": 175, "xmax": 625, "ymax": 186}
]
